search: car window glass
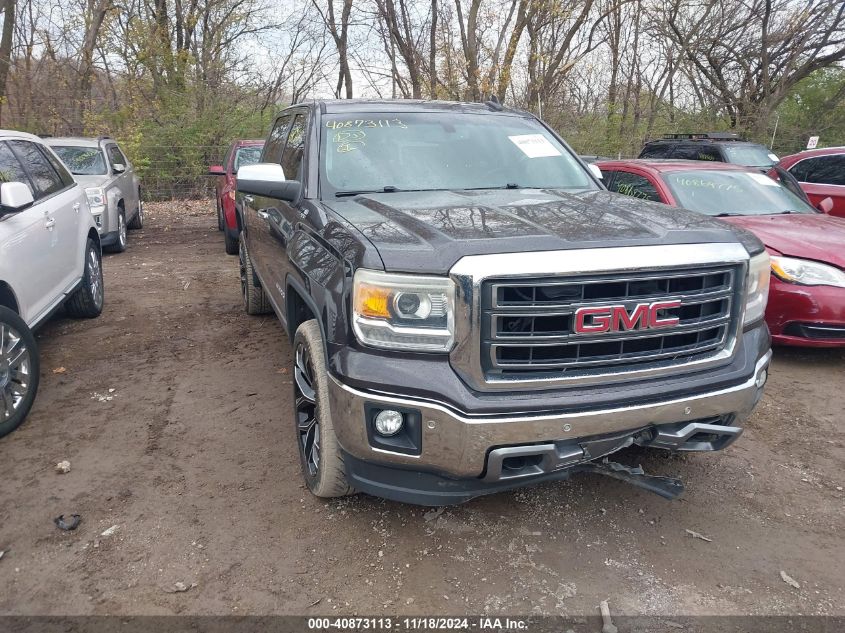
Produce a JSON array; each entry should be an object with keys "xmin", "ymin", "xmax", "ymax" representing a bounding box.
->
[
  {"xmin": 107, "ymin": 145, "xmax": 127, "ymax": 167},
  {"xmin": 665, "ymin": 170, "xmax": 816, "ymax": 216},
  {"xmin": 281, "ymin": 114, "xmax": 307, "ymax": 180},
  {"xmin": 608, "ymin": 171, "xmax": 662, "ymax": 202},
  {"xmin": 264, "ymin": 116, "xmax": 292, "ymax": 164},
  {"xmin": 791, "ymin": 155, "xmax": 845, "ymax": 186},
  {"xmin": 669, "ymin": 144, "xmax": 705, "ymax": 160},
  {"xmin": 722, "ymin": 144, "xmax": 778, "ymax": 167},
  {"xmin": 234, "ymin": 146, "xmax": 263, "ymax": 172},
  {"xmin": 0, "ymin": 142, "xmax": 34, "ymax": 193},
  {"xmin": 320, "ymin": 112, "xmax": 594, "ymax": 195},
  {"xmin": 223, "ymin": 144, "xmax": 235, "ymax": 171},
  {"xmin": 9, "ymin": 140, "xmax": 64, "ymax": 199},
  {"xmin": 51, "ymin": 146, "xmax": 107, "ymax": 176},
  {"xmin": 639, "ymin": 145, "xmax": 669, "ymax": 158},
  {"xmin": 43, "ymin": 147, "xmax": 75, "ymax": 187}
]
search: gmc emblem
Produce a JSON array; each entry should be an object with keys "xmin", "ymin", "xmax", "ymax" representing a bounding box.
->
[{"xmin": 574, "ymin": 300, "xmax": 681, "ymax": 334}]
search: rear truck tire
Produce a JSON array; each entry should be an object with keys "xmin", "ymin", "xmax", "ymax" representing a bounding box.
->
[
  {"xmin": 0, "ymin": 306, "xmax": 40, "ymax": 438},
  {"xmin": 127, "ymin": 192, "xmax": 143, "ymax": 230},
  {"xmin": 65, "ymin": 238, "xmax": 104, "ymax": 319},
  {"xmin": 216, "ymin": 198, "xmax": 224, "ymax": 231},
  {"xmin": 238, "ymin": 239, "xmax": 271, "ymax": 315},
  {"xmin": 224, "ymin": 225, "xmax": 239, "ymax": 256},
  {"xmin": 293, "ymin": 319, "xmax": 354, "ymax": 498},
  {"xmin": 105, "ymin": 208, "xmax": 127, "ymax": 253}
]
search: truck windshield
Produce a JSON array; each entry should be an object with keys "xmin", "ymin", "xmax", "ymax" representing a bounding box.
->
[
  {"xmin": 51, "ymin": 146, "xmax": 108, "ymax": 175},
  {"xmin": 320, "ymin": 112, "xmax": 595, "ymax": 196},
  {"xmin": 722, "ymin": 145, "xmax": 778, "ymax": 168},
  {"xmin": 235, "ymin": 146, "xmax": 262, "ymax": 171},
  {"xmin": 666, "ymin": 170, "xmax": 816, "ymax": 216}
]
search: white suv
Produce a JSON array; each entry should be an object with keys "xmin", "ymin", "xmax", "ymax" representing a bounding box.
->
[{"xmin": 0, "ymin": 131, "xmax": 104, "ymax": 437}]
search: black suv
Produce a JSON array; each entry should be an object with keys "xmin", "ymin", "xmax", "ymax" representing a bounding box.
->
[
  {"xmin": 236, "ymin": 100, "xmax": 772, "ymax": 506},
  {"xmin": 639, "ymin": 133, "xmax": 779, "ymax": 169}
]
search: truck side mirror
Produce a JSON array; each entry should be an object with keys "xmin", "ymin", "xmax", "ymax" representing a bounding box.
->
[
  {"xmin": 817, "ymin": 197, "xmax": 834, "ymax": 214},
  {"xmin": 112, "ymin": 163, "xmax": 126, "ymax": 174},
  {"xmin": 207, "ymin": 165, "xmax": 225, "ymax": 176},
  {"xmin": 0, "ymin": 181, "xmax": 35, "ymax": 216},
  {"xmin": 588, "ymin": 163, "xmax": 603, "ymax": 180},
  {"xmin": 237, "ymin": 163, "xmax": 301, "ymax": 203}
]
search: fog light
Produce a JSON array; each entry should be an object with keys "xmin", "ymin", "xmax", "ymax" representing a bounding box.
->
[
  {"xmin": 374, "ymin": 409, "xmax": 404, "ymax": 436},
  {"xmin": 755, "ymin": 368, "xmax": 768, "ymax": 388}
]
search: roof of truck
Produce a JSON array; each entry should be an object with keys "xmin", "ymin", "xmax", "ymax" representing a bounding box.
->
[{"xmin": 290, "ymin": 98, "xmax": 527, "ymax": 116}]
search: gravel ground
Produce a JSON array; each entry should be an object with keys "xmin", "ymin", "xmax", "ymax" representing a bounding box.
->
[{"xmin": 0, "ymin": 201, "xmax": 842, "ymax": 617}]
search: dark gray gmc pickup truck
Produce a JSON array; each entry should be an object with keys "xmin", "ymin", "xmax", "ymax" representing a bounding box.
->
[{"xmin": 236, "ymin": 99, "xmax": 772, "ymax": 506}]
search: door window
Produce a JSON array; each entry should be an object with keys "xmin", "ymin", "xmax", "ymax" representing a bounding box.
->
[
  {"xmin": 639, "ymin": 144, "xmax": 670, "ymax": 158},
  {"xmin": 8, "ymin": 141, "xmax": 65, "ymax": 199},
  {"xmin": 281, "ymin": 113, "xmax": 307, "ymax": 180},
  {"xmin": 790, "ymin": 154, "xmax": 845, "ymax": 186},
  {"xmin": 670, "ymin": 144, "xmax": 718, "ymax": 161},
  {"xmin": 607, "ymin": 171, "xmax": 662, "ymax": 202},
  {"xmin": 264, "ymin": 116, "xmax": 292, "ymax": 164},
  {"xmin": 107, "ymin": 145, "xmax": 128, "ymax": 168},
  {"xmin": 0, "ymin": 142, "xmax": 34, "ymax": 192},
  {"xmin": 43, "ymin": 148, "xmax": 75, "ymax": 187}
]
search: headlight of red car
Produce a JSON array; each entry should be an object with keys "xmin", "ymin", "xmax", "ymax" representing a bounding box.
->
[{"xmin": 770, "ymin": 256, "xmax": 845, "ymax": 289}]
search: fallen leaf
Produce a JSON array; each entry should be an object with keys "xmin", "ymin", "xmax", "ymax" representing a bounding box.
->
[
  {"xmin": 53, "ymin": 367, "xmax": 66, "ymax": 374},
  {"xmin": 100, "ymin": 525, "xmax": 119, "ymax": 537},
  {"xmin": 780, "ymin": 570, "xmax": 800, "ymax": 589},
  {"xmin": 685, "ymin": 528, "xmax": 713, "ymax": 542}
]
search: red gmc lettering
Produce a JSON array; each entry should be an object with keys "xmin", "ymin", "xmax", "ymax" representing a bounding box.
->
[{"xmin": 574, "ymin": 300, "xmax": 681, "ymax": 334}]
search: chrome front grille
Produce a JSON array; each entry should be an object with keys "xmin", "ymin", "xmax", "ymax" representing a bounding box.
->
[{"xmin": 482, "ymin": 266, "xmax": 739, "ymax": 376}]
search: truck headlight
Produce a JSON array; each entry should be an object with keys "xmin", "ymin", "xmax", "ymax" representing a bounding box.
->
[
  {"xmin": 771, "ymin": 256, "xmax": 845, "ymax": 289},
  {"xmin": 743, "ymin": 252, "xmax": 771, "ymax": 325},
  {"xmin": 352, "ymin": 269, "xmax": 455, "ymax": 352},
  {"xmin": 85, "ymin": 187, "xmax": 106, "ymax": 210}
]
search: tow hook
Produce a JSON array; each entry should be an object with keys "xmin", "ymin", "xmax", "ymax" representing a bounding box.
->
[{"xmin": 578, "ymin": 459, "xmax": 685, "ymax": 500}]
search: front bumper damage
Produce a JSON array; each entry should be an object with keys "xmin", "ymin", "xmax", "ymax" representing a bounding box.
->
[{"xmin": 330, "ymin": 351, "xmax": 771, "ymax": 506}]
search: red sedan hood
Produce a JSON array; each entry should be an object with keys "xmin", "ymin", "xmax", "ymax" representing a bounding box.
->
[{"xmin": 721, "ymin": 214, "xmax": 845, "ymax": 267}]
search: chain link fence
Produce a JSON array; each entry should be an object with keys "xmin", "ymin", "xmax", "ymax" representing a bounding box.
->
[{"xmin": 134, "ymin": 145, "xmax": 229, "ymax": 201}]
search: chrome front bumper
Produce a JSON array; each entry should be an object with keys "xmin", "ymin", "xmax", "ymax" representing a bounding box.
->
[{"xmin": 328, "ymin": 351, "xmax": 771, "ymax": 479}]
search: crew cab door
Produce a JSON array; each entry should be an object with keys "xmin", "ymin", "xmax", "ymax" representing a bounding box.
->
[
  {"xmin": 1, "ymin": 141, "xmax": 80, "ymax": 323},
  {"xmin": 262, "ymin": 111, "xmax": 309, "ymax": 302},
  {"xmin": 244, "ymin": 115, "xmax": 292, "ymax": 288}
]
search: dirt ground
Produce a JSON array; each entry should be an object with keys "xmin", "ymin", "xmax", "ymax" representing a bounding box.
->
[{"xmin": 0, "ymin": 202, "xmax": 842, "ymax": 618}]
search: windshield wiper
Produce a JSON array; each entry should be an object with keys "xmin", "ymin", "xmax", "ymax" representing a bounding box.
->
[
  {"xmin": 713, "ymin": 212, "xmax": 743, "ymax": 217},
  {"xmin": 335, "ymin": 186, "xmax": 404, "ymax": 197}
]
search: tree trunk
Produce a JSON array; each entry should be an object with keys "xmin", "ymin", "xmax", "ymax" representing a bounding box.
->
[{"xmin": 0, "ymin": 0, "xmax": 15, "ymax": 125}]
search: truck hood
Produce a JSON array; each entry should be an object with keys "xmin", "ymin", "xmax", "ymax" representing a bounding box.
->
[
  {"xmin": 73, "ymin": 174, "xmax": 112, "ymax": 188},
  {"xmin": 323, "ymin": 189, "xmax": 749, "ymax": 273},
  {"xmin": 720, "ymin": 214, "xmax": 845, "ymax": 268}
]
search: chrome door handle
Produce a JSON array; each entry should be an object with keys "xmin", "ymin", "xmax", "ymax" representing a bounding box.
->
[
  {"xmin": 45, "ymin": 218, "xmax": 56, "ymax": 229},
  {"xmin": 73, "ymin": 202, "xmax": 81, "ymax": 213},
  {"xmin": 257, "ymin": 210, "xmax": 271, "ymax": 220}
]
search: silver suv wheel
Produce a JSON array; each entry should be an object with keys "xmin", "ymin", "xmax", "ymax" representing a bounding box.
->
[{"xmin": 0, "ymin": 321, "xmax": 32, "ymax": 421}]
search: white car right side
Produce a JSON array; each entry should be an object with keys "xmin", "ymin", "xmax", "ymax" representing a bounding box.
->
[{"xmin": 0, "ymin": 130, "xmax": 105, "ymax": 437}]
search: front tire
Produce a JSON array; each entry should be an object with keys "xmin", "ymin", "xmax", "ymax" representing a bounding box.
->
[
  {"xmin": 65, "ymin": 238, "xmax": 104, "ymax": 318},
  {"xmin": 128, "ymin": 192, "xmax": 144, "ymax": 230},
  {"xmin": 238, "ymin": 239, "xmax": 271, "ymax": 315},
  {"xmin": 224, "ymin": 226, "xmax": 239, "ymax": 256},
  {"xmin": 0, "ymin": 307, "xmax": 40, "ymax": 438},
  {"xmin": 292, "ymin": 320, "xmax": 354, "ymax": 498},
  {"xmin": 216, "ymin": 199, "xmax": 224, "ymax": 231},
  {"xmin": 105, "ymin": 208, "xmax": 127, "ymax": 253}
]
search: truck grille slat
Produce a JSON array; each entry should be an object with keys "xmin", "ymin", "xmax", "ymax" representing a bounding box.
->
[{"xmin": 482, "ymin": 266, "xmax": 740, "ymax": 377}]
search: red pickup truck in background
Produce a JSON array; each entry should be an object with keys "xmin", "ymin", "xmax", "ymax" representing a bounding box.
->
[{"xmin": 209, "ymin": 139, "xmax": 264, "ymax": 255}]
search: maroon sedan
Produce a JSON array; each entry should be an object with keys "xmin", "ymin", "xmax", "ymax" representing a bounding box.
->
[
  {"xmin": 776, "ymin": 147, "xmax": 844, "ymax": 218},
  {"xmin": 597, "ymin": 159, "xmax": 845, "ymax": 347},
  {"xmin": 209, "ymin": 139, "xmax": 264, "ymax": 254}
]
